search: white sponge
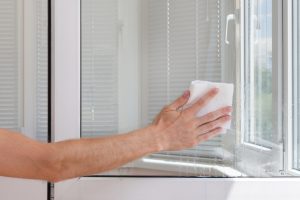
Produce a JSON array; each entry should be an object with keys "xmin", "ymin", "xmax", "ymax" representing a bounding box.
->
[{"xmin": 186, "ymin": 80, "xmax": 234, "ymax": 134}]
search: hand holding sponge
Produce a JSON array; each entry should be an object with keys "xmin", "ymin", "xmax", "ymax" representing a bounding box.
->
[{"xmin": 186, "ymin": 80, "xmax": 234, "ymax": 134}]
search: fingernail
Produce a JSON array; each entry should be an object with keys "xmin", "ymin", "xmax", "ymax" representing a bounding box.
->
[
  {"xmin": 212, "ymin": 87, "xmax": 219, "ymax": 93},
  {"xmin": 182, "ymin": 90, "xmax": 190, "ymax": 98},
  {"xmin": 227, "ymin": 106, "xmax": 233, "ymax": 112}
]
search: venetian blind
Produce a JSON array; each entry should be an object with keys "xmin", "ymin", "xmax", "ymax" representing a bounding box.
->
[
  {"xmin": 144, "ymin": 0, "xmax": 224, "ymax": 158},
  {"xmin": 0, "ymin": 0, "xmax": 49, "ymax": 141},
  {"xmin": 81, "ymin": 0, "xmax": 119, "ymax": 137},
  {"xmin": 0, "ymin": 0, "xmax": 20, "ymax": 130}
]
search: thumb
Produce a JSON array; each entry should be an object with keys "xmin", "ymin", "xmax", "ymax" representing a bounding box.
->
[{"xmin": 169, "ymin": 90, "xmax": 190, "ymax": 110}]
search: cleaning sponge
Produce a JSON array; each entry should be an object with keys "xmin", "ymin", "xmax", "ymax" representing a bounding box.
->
[{"xmin": 186, "ymin": 80, "xmax": 234, "ymax": 134}]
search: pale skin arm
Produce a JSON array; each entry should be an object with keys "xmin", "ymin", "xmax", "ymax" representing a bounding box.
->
[{"xmin": 0, "ymin": 88, "xmax": 231, "ymax": 182}]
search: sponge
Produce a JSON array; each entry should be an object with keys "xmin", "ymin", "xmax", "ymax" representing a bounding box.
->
[{"xmin": 186, "ymin": 80, "xmax": 234, "ymax": 134}]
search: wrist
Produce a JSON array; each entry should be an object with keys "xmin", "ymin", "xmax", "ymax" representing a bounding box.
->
[{"xmin": 145, "ymin": 124, "xmax": 166, "ymax": 152}]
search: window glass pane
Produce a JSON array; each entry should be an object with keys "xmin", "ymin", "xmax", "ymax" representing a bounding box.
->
[
  {"xmin": 0, "ymin": 0, "xmax": 48, "ymax": 141},
  {"xmin": 145, "ymin": 0, "xmax": 226, "ymax": 159},
  {"xmin": 244, "ymin": 0, "xmax": 273, "ymax": 147},
  {"xmin": 293, "ymin": 0, "xmax": 300, "ymax": 170},
  {"xmin": 81, "ymin": 0, "xmax": 242, "ymax": 177}
]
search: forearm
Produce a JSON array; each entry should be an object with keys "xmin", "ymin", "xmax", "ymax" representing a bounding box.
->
[
  {"xmin": 0, "ymin": 127, "xmax": 161, "ymax": 182},
  {"xmin": 0, "ymin": 89, "xmax": 230, "ymax": 182},
  {"xmin": 48, "ymin": 126, "xmax": 161, "ymax": 182}
]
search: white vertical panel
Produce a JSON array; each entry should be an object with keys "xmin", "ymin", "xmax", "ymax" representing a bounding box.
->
[
  {"xmin": 52, "ymin": 0, "xmax": 81, "ymax": 142},
  {"xmin": 81, "ymin": 0, "xmax": 119, "ymax": 137},
  {"xmin": 52, "ymin": 0, "xmax": 81, "ymax": 198}
]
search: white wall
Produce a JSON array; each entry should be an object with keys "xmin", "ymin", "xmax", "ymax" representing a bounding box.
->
[
  {"xmin": 55, "ymin": 177, "xmax": 300, "ymax": 200},
  {"xmin": 0, "ymin": 177, "xmax": 46, "ymax": 200}
]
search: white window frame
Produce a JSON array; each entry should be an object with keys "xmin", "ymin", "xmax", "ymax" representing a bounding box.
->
[
  {"xmin": 52, "ymin": 0, "xmax": 300, "ymax": 199},
  {"xmin": 237, "ymin": 0, "xmax": 285, "ymax": 176},
  {"xmin": 283, "ymin": 0, "xmax": 300, "ymax": 176},
  {"xmin": 290, "ymin": 0, "xmax": 300, "ymax": 174}
]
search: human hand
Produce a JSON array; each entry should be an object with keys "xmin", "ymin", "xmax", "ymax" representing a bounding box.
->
[{"xmin": 151, "ymin": 88, "xmax": 232, "ymax": 151}]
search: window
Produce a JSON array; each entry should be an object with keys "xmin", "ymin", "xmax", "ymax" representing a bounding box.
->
[
  {"xmin": 0, "ymin": 0, "xmax": 49, "ymax": 141},
  {"xmin": 244, "ymin": 0, "xmax": 273, "ymax": 148},
  {"xmin": 292, "ymin": 0, "xmax": 300, "ymax": 171},
  {"xmin": 80, "ymin": 0, "xmax": 298, "ymax": 177},
  {"xmin": 236, "ymin": 0, "xmax": 285, "ymax": 177}
]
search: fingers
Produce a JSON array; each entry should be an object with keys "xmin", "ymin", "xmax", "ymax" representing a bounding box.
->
[
  {"xmin": 197, "ymin": 115, "xmax": 231, "ymax": 134},
  {"xmin": 185, "ymin": 88, "xmax": 219, "ymax": 116},
  {"xmin": 191, "ymin": 106, "xmax": 232, "ymax": 128},
  {"xmin": 168, "ymin": 90, "xmax": 190, "ymax": 110},
  {"xmin": 197, "ymin": 127, "xmax": 223, "ymax": 143}
]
